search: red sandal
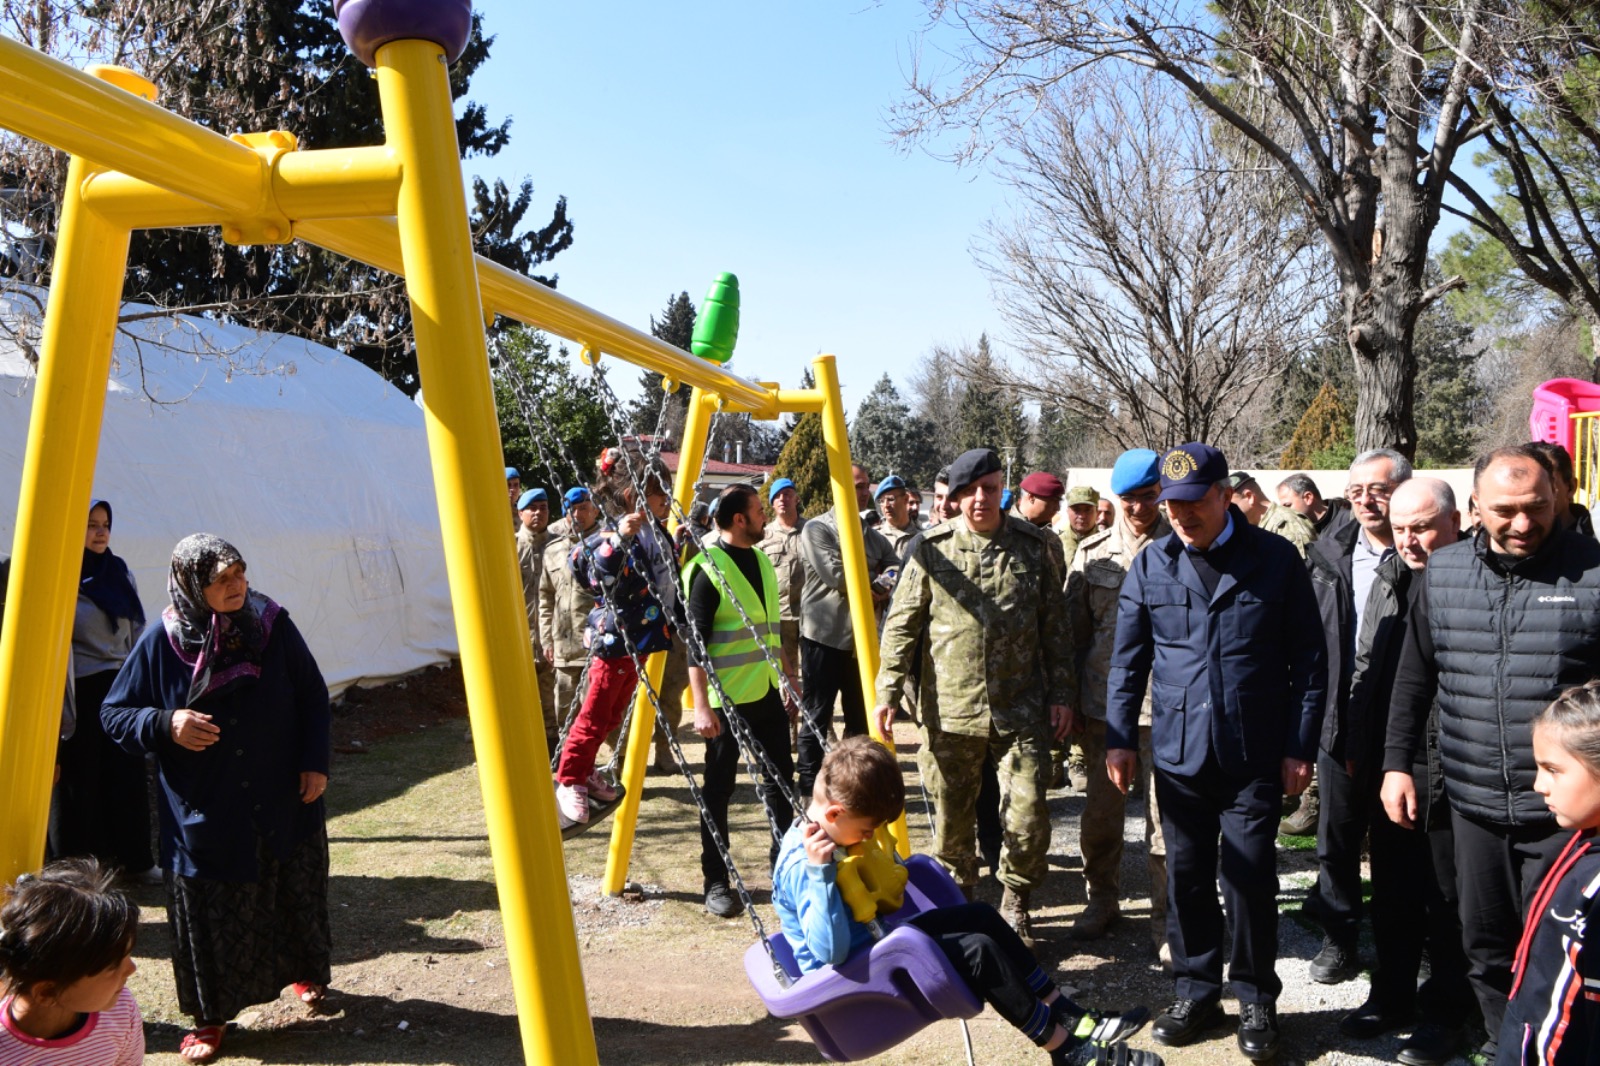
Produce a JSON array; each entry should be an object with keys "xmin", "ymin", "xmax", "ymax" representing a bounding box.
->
[
  {"xmin": 292, "ymin": 981, "xmax": 326, "ymax": 1007},
  {"xmin": 178, "ymin": 1025, "xmax": 224, "ymax": 1062}
]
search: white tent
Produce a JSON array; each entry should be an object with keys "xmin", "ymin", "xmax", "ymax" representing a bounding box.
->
[{"xmin": 0, "ymin": 295, "xmax": 459, "ymax": 693}]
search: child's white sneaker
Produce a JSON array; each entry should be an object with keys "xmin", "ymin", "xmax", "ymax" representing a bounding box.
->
[
  {"xmin": 555, "ymin": 783, "xmax": 589, "ymax": 827},
  {"xmin": 586, "ymin": 771, "xmax": 619, "ymax": 803}
]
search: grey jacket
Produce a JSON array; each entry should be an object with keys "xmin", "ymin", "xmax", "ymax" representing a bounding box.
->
[{"xmin": 796, "ymin": 508, "xmax": 896, "ymax": 652}]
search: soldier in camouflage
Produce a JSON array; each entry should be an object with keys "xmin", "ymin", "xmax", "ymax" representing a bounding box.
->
[
  {"xmin": 874, "ymin": 448, "xmax": 1076, "ymax": 946},
  {"xmin": 874, "ymin": 474, "xmax": 921, "ymax": 560},
  {"xmin": 538, "ymin": 487, "xmax": 603, "ymax": 741},
  {"xmin": 1227, "ymin": 472, "xmax": 1317, "ymax": 559},
  {"xmin": 1065, "ymin": 450, "xmax": 1171, "ymax": 967},
  {"xmin": 758, "ymin": 477, "xmax": 807, "ymax": 721},
  {"xmin": 515, "ymin": 487, "xmax": 558, "ymax": 749},
  {"xmin": 1059, "ymin": 485, "xmax": 1101, "ymax": 567}
]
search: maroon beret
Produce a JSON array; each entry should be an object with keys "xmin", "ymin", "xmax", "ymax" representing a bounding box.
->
[{"xmin": 1019, "ymin": 472, "xmax": 1065, "ymax": 499}]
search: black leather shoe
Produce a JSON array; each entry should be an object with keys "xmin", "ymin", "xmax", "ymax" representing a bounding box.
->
[
  {"xmin": 1309, "ymin": 935, "xmax": 1359, "ymax": 983},
  {"xmin": 704, "ymin": 882, "xmax": 744, "ymax": 918},
  {"xmin": 1396, "ymin": 1022, "xmax": 1463, "ymax": 1066},
  {"xmin": 1236, "ymin": 1001, "xmax": 1280, "ymax": 1062},
  {"xmin": 1151, "ymin": 997, "xmax": 1224, "ymax": 1047},
  {"xmin": 1338, "ymin": 998, "xmax": 1413, "ymax": 1039}
]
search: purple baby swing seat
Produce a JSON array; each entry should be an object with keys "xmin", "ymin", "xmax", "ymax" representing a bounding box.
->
[{"xmin": 744, "ymin": 854, "xmax": 982, "ymax": 1062}]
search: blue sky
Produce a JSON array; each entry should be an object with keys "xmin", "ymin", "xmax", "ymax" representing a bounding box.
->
[
  {"xmin": 466, "ymin": 3, "xmax": 1483, "ymax": 414},
  {"xmin": 468, "ymin": 2, "xmax": 1003, "ymax": 410}
]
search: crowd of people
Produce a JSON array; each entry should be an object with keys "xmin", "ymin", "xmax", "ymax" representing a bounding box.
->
[{"xmin": 7, "ymin": 433, "xmax": 1600, "ymax": 1065}]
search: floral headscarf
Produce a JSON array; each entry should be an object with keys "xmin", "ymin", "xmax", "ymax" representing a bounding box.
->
[{"xmin": 162, "ymin": 533, "xmax": 279, "ymax": 703}]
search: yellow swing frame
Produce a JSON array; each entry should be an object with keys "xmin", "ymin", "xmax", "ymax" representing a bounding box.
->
[{"xmin": 0, "ymin": 27, "xmax": 904, "ymax": 1066}]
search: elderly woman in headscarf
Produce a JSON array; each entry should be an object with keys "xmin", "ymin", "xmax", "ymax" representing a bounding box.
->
[
  {"xmin": 48, "ymin": 499, "xmax": 156, "ymax": 880},
  {"xmin": 101, "ymin": 534, "xmax": 331, "ymax": 1064}
]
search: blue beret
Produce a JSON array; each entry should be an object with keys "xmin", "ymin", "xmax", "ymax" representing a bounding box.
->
[
  {"xmin": 874, "ymin": 474, "xmax": 907, "ymax": 501},
  {"xmin": 562, "ymin": 486, "xmax": 592, "ymax": 514},
  {"xmin": 1110, "ymin": 449, "xmax": 1161, "ymax": 495},
  {"xmin": 516, "ymin": 488, "xmax": 548, "ymax": 510},
  {"xmin": 505, "ymin": 467, "xmax": 520, "ymax": 480},
  {"xmin": 768, "ymin": 477, "xmax": 796, "ymax": 502}
]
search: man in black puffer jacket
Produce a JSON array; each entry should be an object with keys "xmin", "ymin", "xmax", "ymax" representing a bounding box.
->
[{"xmin": 1388, "ymin": 447, "xmax": 1600, "ymax": 1059}]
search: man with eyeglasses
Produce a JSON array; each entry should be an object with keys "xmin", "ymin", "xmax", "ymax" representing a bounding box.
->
[
  {"xmin": 1388, "ymin": 446, "xmax": 1600, "ymax": 1060},
  {"xmin": 1302, "ymin": 449, "xmax": 1411, "ymax": 987},
  {"xmin": 1064, "ymin": 449, "xmax": 1173, "ymax": 964}
]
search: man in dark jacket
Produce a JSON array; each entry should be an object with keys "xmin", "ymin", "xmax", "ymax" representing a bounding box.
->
[
  {"xmin": 1107, "ymin": 443, "xmax": 1327, "ymax": 1062},
  {"xmin": 1339, "ymin": 478, "xmax": 1474, "ymax": 1065},
  {"xmin": 1388, "ymin": 446, "xmax": 1600, "ymax": 1058},
  {"xmin": 1304, "ymin": 449, "xmax": 1410, "ymax": 983}
]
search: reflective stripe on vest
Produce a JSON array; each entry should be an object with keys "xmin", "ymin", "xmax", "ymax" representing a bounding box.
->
[{"xmin": 682, "ymin": 543, "xmax": 783, "ymax": 708}]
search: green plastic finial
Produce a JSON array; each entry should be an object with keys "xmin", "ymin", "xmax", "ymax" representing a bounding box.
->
[{"xmin": 691, "ymin": 272, "xmax": 740, "ymax": 365}]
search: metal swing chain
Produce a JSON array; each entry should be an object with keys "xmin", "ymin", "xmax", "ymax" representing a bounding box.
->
[
  {"xmin": 587, "ymin": 364, "xmax": 836, "ymax": 769},
  {"xmin": 586, "ymin": 365, "xmax": 820, "ymax": 822}
]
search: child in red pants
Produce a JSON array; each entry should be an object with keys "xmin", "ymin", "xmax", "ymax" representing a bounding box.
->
[{"xmin": 554, "ymin": 483, "xmax": 674, "ymax": 827}]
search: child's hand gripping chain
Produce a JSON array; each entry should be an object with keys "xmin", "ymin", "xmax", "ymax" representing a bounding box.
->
[{"xmin": 834, "ymin": 829, "xmax": 908, "ymax": 940}]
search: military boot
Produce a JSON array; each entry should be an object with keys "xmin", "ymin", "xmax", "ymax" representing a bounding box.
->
[
  {"xmin": 1279, "ymin": 776, "xmax": 1320, "ymax": 837},
  {"xmin": 1067, "ymin": 744, "xmax": 1090, "ymax": 793},
  {"xmin": 1000, "ymin": 887, "xmax": 1037, "ymax": 949},
  {"xmin": 1068, "ymin": 894, "xmax": 1122, "ymax": 941}
]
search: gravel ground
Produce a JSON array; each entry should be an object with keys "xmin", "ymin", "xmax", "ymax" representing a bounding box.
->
[{"xmin": 1027, "ymin": 778, "xmax": 1479, "ymax": 1066}]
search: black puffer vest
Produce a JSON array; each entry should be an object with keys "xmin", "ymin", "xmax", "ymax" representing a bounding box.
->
[{"xmin": 1427, "ymin": 529, "xmax": 1600, "ymax": 825}]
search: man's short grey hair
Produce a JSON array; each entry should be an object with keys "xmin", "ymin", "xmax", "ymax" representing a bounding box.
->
[
  {"xmin": 1351, "ymin": 448, "xmax": 1413, "ymax": 483},
  {"xmin": 1395, "ymin": 476, "xmax": 1456, "ymax": 516}
]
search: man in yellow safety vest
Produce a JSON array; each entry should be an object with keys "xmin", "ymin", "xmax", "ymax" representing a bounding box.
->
[{"xmin": 683, "ymin": 483, "xmax": 797, "ymax": 919}]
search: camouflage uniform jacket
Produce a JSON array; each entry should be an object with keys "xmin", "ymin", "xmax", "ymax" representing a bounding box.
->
[
  {"xmin": 515, "ymin": 526, "xmax": 551, "ymax": 647},
  {"xmin": 1066, "ymin": 514, "xmax": 1171, "ymax": 725},
  {"xmin": 1058, "ymin": 526, "xmax": 1088, "ymax": 570},
  {"xmin": 538, "ymin": 525, "xmax": 596, "ymax": 668},
  {"xmin": 758, "ymin": 519, "xmax": 807, "ymax": 624},
  {"xmin": 876, "ymin": 515, "xmax": 1075, "ymax": 738},
  {"xmin": 881, "ymin": 520, "xmax": 920, "ymax": 562},
  {"xmin": 1259, "ymin": 501, "xmax": 1317, "ymax": 558}
]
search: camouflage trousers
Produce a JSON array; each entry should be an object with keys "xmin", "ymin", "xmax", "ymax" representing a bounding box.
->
[
  {"xmin": 533, "ymin": 654, "xmax": 558, "ymax": 751},
  {"xmin": 919, "ymin": 720, "xmax": 1052, "ymax": 892},
  {"xmin": 551, "ymin": 663, "xmax": 586, "ymax": 749},
  {"xmin": 1081, "ymin": 717, "xmax": 1167, "ymax": 948}
]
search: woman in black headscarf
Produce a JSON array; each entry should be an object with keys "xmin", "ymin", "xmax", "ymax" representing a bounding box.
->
[
  {"xmin": 49, "ymin": 499, "xmax": 155, "ymax": 878},
  {"xmin": 101, "ymin": 534, "xmax": 332, "ymax": 1064}
]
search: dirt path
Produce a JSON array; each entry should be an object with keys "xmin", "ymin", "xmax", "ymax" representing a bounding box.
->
[{"xmin": 124, "ymin": 664, "xmax": 1471, "ymax": 1065}]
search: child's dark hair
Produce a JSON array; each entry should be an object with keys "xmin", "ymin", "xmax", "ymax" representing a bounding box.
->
[
  {"xmin": 0, "ymin": 859, "xmax": 138, "ymax": 994},
  {"xmin": 1537, "ymin": 679, "xmax": 1600, "ymax": 779},
  {"xmin": 818, "ymin": 736, "xmax": 905, "ymax": 826}
]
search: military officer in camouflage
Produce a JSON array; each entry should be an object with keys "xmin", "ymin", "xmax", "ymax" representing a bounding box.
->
[
  {"xmin": 515, "ymin": 487, "xmax": 558, "ymax": 749},
  {"xmin": 1060, "ymin": 485, "xmax": 1101, "ymax": 567},
  {"xmin": 1065, "ymin": 450, "xmax": 1171, "ymax": 966},
  {"xmin": 1226, "ymin": 472, "xmax": 1317, "ymax": 558},
  {"xmin": 875, "ymin": 474, "xmax": 921, "ymax": 560},
  {"xmin": 874, "ymin": 448, "xmax": 1076, "ymax": 946},
  {"xmin": 757, "ymin": 477, "xmax": 807, "ymax": 701},
  {"xmin": 1014, "ymin": 471, "xmax": 1070, "ymax": 583}
]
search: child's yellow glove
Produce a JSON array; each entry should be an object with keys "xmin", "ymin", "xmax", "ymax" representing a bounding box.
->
[{"xmin": 835, "ymin": 833, "xmax": 909, "ymax": 925}]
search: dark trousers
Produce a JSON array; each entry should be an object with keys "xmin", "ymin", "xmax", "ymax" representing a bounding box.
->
[
  {"xmin": 1368, "ymin": 764, "xmax": 1473, "ymax": 1022},
  {"xmin": 1449, "ymin": 809, "xmax": 1566, "ymax": 1039},
  {"xmin": 977, "ymin": 751, "xmax": 1002, "ymax": 872},
  {"xmin": 910, "ymin": 902, "xmax": 1057, "ymax": 1044},
  {"xmin": 796, "ymin": 637, "xmax": 868, "ymax": 798},
  {"xmin": 48, "ymin": 669, "xmax": 153, "ymax": 871},
  {"xmin": 1157, "ymin": 757, "xmax": 1282, "ymax": 1004},
  {"xmin": 700, "ymin": 690, "xmax": 795, "ymax": 888},
  {"xmin": 1313, "ymin": 749, "xmax": 1369, "ymax": 941}
]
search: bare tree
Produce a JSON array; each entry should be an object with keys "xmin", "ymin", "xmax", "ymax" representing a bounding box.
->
[
  {"xmin": 893, "ymin": 0, "xmax": 1534, "ymax": 458},
  {"xmin": 973, "ymin": 73, "xmax": 1328, "ymax": 456}
]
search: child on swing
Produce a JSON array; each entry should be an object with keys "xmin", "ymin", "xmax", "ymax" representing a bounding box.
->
[
  {"xmin": 0, "ymin": 859, "xmax": 143, "ymax": 1065},
  {"xmin": 553, "ymin": 471, "xmax": 675, "ymax": 828},
  {"xmin": 1497, "ymin": 680, "xmax": 1600, "ymax": 1065},
  {"xmin": 773, "ymin": 737, "xmax": 1163, "ymax": 1066}
]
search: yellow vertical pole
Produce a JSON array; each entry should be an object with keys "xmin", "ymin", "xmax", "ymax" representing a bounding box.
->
[
  {"xmin": 0, "ymin": 146, "xmax": 133, "ymax": 882},
  {"xmin": 812, "ymin": 355, "xmax": 911, "ymax": 857},
  {"xmin": 603, "ymin": 387, "xmax": 714, "ymax": 893},
  {"xmin": 374, "ymin": 39, "xmax": 595, "ymax": 1066}
]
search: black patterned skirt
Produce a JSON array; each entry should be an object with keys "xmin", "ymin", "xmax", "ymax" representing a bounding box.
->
[{"xmin": 166, "ymin": 824, "xmax": 333, "ymax": 1022}]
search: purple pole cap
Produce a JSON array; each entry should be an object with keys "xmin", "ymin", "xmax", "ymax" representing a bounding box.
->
[{"xmin": 335, "ymin": 0, "xmax": 473, "ymax": 68}]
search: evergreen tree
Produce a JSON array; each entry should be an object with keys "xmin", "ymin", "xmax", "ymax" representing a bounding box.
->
[
  {"xmin": 849, "ymin": 374, "xmax": 941, "ymax": 488},
  {"xmin": 629, "ymin": 292, "xmax": 696, "ymax": 440},
  {"xmin": 770, "ymin": 410, "xmax": 832, "ymax": 518},
  {"xmin": 0, "ymin": 1, "xmax": 572, "ymax": 396},
  {"xmin": 953, "ymin": 335, "xmax": 1030, "ymax": 475},
  {"xmin": 493, "ymin": 325, "xmax": 611, "ymax": 493},
  {"xmin": 1280, "ymin": 383, "xmax": 1354, "ymax": 469},
  {"xmin": 1413, "ymin": 294, "xmax": 1488, "ymax": 467}
]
